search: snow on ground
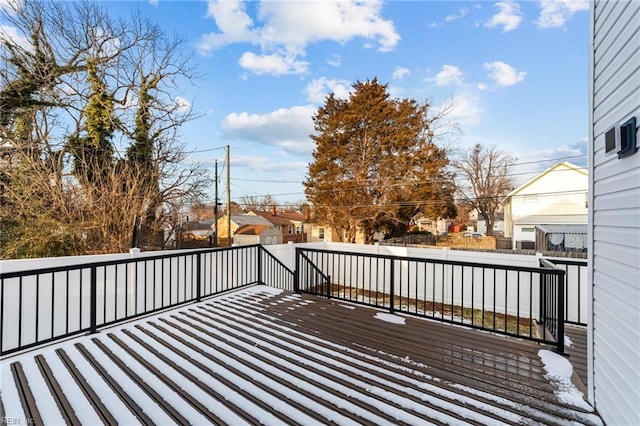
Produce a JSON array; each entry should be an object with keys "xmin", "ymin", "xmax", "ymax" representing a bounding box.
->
[
  {"xmin": 564, "ymin": 335, "xmax": 574, "ymax": 348},
  {"xmin": 1, "ymin": 286, "xmax": 603, "ymax": 426},
  {"xmin": 374, "ymin": 312, "xmax": 406, "ymax": 325},
  {"xmin": 538, "ymin": 349, "xmax": 596, "ymax": 414}
]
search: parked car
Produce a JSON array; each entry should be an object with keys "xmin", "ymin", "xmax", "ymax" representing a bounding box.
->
[{"xmin": 461, "ymin": 231, "xmax": 485, "ymax": 239}]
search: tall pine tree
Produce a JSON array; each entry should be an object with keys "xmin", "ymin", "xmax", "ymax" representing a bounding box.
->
[{"xmin": 305, "ymin": 79, "xmax": 454, "ymax": 243}]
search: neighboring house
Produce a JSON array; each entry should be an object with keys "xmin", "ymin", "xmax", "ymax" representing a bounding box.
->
[
  {"xmin": 216, "ymin": 214, "xmax": 273, "ymax": 243},
  {"xmin": 183, "ymin": 219, "xmax": 216, "ymax": 238},
  {"xmin": 476, "ymin": 212, "xmax": 505, "ymax": 235},
  {"xmin": 412, "ymin": 214, "xmax": 451, "ymax": 234},
  {"xmin": 233, "ymin": 224, "xmax": 282, "ymax": 246},
  {"xmin": 502, "ymin": 162, "xmax": 588, "ymax": 250},
  {"xmin": 589, "ymin": 1, "xmax": 640, "ymax": 424},
  {"xmin": 248, "ymin": 208, "xmax": 310, "ymax": 243}
]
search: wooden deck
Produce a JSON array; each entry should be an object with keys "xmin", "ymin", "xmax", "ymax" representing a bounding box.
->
[
  {"xmin": 565, "ymin": 324, "xmax": 588, "ymax": 390},
  {"xmin": 1, "ymin": 285, "xmax": 601, "ymax": 425}
]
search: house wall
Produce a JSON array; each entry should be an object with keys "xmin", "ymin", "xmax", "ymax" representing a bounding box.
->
[
  {"xmin": 589, "ymin": 1, "xmax": 640, "ymax": 424},
  {"xmin": 508, "ymin": 166, "xmax": 587, "ymax": 218},
  {"xmin": 507, "ymin": 164, "xmax": 588, "ymax": 247},
  {"xmin": 477, "ymin": 219, "xmax": 504, "ymax": 235}
]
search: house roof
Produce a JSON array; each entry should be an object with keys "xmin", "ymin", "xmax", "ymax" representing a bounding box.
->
[
  {"xmin": 235, "ymin": 224, "xmax": 270, "ymax": 236},
  {"xmin": 514, "ymin": 214, "xmax": 588, "ymax": 225},
  {"xmin": 250, "ymin": 210, "xmax": 308, "ymax": 226},
  {"xmin": 0, "ymin": 286, "xmax": 601, "ymax": 425},
  {"xmin": 228, "ymin": 215, "xmax": 272, "ymax": 227},
  {"xmin": 505, "ymin": 162, "xmax": 588, "ymax": 199},
  {"xmin": 184, "ymin": 220, "xmax": 215, "ymax": 231},
  {"xmin": 536, "ymin": 224, "xmax": 588, "ymax": 234}
]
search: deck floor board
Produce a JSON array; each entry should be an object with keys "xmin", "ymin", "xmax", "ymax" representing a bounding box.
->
[{"xmin": 0, "ymin": 286, "xmax": 601, "ymax": 425}]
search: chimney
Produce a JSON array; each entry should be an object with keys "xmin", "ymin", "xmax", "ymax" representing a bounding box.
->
[
  {"xmin": 271, "ymin": 205, "xmax": 277, "ymax": 216},
  {"xmin": 303, "ymin": 204, "xmax": 310, "ymax": 221}
]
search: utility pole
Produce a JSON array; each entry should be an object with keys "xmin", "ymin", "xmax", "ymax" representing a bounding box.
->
[
  {"xmin": 226, "ymin": 145, "xmax": 231, "ymax": 246},
  {"xmin": 213, "ymin": 159, "xmax": 219, "ymax": 247}
]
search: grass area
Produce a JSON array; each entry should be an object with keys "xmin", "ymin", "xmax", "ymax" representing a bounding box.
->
[{"xmin": 317, "ymin": 284, "xmax": 538, "ymax": 338}]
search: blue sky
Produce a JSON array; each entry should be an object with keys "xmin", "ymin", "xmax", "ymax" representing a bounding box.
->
[{"xmin": 5, "ymin": 0, "xmax": 592, "ymax": 205}]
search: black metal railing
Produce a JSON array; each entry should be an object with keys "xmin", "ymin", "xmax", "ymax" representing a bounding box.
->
[
  {"xmin": 542, "ymin": 257, "xmax": 587, "ymax": 325},
  {"xmin": 0, "ymin": 245, "xmax": 293, "ymax": 356},
  {"xmin": 539, "ymin": 259, "xmax": 566, "ymax": 352},
  {"xmin": 295, "ymin": 250, "xmax": 331, "ymax": 297},
  {"xmin": 261, "ymin": 246, "xmax": 295, "ymax": 290},
  {"xmin": 295, "ymin": 247, "xmax": 566, "ymax": 352}
]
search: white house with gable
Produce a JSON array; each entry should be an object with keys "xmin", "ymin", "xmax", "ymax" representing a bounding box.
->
[
  {"xmin": 502, "ymin": 162, "xmax": 588, "ymax": 249},
  {"xmin": 589, "ymin": 1, "xmax": 640, "ymax": 424}
]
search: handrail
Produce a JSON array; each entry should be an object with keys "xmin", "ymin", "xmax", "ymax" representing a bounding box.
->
[
  {"xmin": 0, "ymin": 245, "xmax": 265, "ymax": 356},
  {"xmin": 296, "ymin": 246, "xmax": 567, "ymax": 352}
]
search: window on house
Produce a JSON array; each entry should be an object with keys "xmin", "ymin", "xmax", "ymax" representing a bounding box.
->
[
  {"xmin": 296, "ymin": 225, "xmax": 304, "ymax": 234},
  {"xmin": 522, "ymin": 227, "xmax": 535, "ymax": 232},
  {"xmin": 288, "ymin": 225, "xmax": 293, "ymax": 234},
  {"xmin": 318, "ymin": 228, "xmax": 325, "ymax": 239}
]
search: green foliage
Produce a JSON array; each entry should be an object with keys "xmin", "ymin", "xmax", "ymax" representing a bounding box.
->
[
  {"xmin": 305, "ymin": 78, "xmax": 454, "ymax": 243},
  {"xmin": 67, "ymin": 58, "xmax": 115, "ymax": 184}
]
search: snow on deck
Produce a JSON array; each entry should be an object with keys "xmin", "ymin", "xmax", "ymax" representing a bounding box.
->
[{"xmin": 1, "ymin": 285, "xmax": 602, "ymax": 425}]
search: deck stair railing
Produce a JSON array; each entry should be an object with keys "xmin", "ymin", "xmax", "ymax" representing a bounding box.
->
[
  {"xmin": 294, "ymin": 250, "xmax": 331, "ymax": 297},
  {"xmin": 0, "ymin": 245, "xmax": 294, "ymax": 356},
  {"xmin": 295, "ymin": 247, "xmax": 567, "ymax": 352}
]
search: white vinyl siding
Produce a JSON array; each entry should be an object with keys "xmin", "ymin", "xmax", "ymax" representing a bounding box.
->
[{"xmin": 590, "ymin": 1, "xmax": 640, "ymax": 425}]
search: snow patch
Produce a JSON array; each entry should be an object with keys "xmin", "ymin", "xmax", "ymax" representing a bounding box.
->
[
  {"xmin": 374, "ymin": 312, "xmax": 405, "ymax": 325},
  {"xmin": 564, "ymin": 335, "xmax": 574, "ymax": 348},
  {"xmin": 339, "ymin": 304, "xmax": 356, "ymax": 310},
  {"xmin": 538, "ymin": 349, "xmax": 593, "ymax": 412}
]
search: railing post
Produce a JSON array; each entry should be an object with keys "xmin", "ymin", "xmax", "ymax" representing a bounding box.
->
[
  {"xmin": 556, "ymin": 271, "xmax": 566, "ymax": 353},
  {"xmin": 257, "ymin": 245, "xmax": 263, "ymax": 286},
  {"xmin": 196, "ymin": 253, "xmax": 202, "ymax": 302},
  {"xmin": 326, "ymin": 275, "xmax": 331, "ymax": 298},
  {"xmin": 293, "ymin": 248, "xmax": 300, "ymax": 293},
  {"xmin": 89, "ymin": 266, "xmax": 97, "ymax": 335},
  {"xmin": 389, "ymin": 259, "xmax": 395, "ymax": 314}
]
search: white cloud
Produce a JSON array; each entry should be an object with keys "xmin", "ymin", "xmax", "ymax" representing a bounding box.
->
[
  {"xmin": 0, "ymin": 24, "xmax": 29, "ymax": 48},
  {"xmin": 477, "ymin": 82, "xmax": 489, "ymax": 91},
  {"xmin": 198, "ymin": 0, "xmax": 400, "ymax": 75},
  {"xmin": 484, "ymin": 61, "xmax": 526, "ymax": 86},
  {"xmin": 446, "ymin": 94, "xmax": 482, "ymax": 126},
  {"xmin": 229, "ymin": 154, "xmax": 308, "ymax": 173},
  {"xmin": 484, "ymin": 2, "xmax": 522, "ymax": 33},
  {"xmin": 435, "ymin": 65, "xmax": 464, "ymax": 86},
  {"xmin": 148, "ymin": 0, "xmax": 159, "ymax": 5},
  {"xmin": 238, "ymin": 51, "xmax": 309, "ymax": 75},
  {"xmin": 392, "ymin": 67, "xmax": 410, "ymax": 80},
  {"xmin": 327, "ymin": 54, "xmax": 341, "ymax": 67},
  {"xmin": 537, "ymin": 0, "xmax": 589, "ymax": 29},
  {"xmin": 175, "ymin": 96, "xmax": 191, "ymax": 113},
  {"xmin": 221, "ymin": 105, "xmax": 316, "ymax": 156},
  {"xmin": 0, "ymin": 0, "xmax": 20, "ymax": 13},
  {"xmin": 305, "ymin": 78, "xmax": 351, "ymax": 103},
  {"xmin": 197, "ymin": 0, "xmax": 258, "ymax": 53},
  {"xmin": 519, "ymin": 139, "xmax": 588, "ymax": 165},
  {"xmin": 445, "ymin": 7, "xmax": 469, "ymax": 23}
]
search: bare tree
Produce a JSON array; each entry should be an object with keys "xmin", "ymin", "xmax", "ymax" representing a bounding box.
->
[
  {"xmin": 0, "ymin": 0, "xmax": 208, "ymax": 257},
  {"xmin": 452, "ymin": 144, "xmax": 516, "ymax": 236},
  {"xmin": 239, "ymin": 194, "xmax": 278, "ymax": 212}
]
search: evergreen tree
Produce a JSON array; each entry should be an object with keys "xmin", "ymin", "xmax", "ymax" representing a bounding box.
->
[{"xmin": 305, "ymin": 79, "xmax": 454, "ymax": 243}]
